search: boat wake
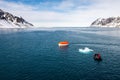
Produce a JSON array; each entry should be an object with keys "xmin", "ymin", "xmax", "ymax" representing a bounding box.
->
[{"xmin": 79, "ymin": 47, "xmax": 94, "ymax": 54}]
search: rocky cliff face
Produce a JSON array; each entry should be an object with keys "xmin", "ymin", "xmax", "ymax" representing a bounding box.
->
[
  {"xmin": 0, "ymin": 9, "xmax": 33, "ymax": 28},
  {"xmin": 91, "ymin": 17, "xmax": 120, "ymax": 27}
]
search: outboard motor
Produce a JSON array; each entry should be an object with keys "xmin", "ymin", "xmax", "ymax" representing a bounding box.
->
[{"xmin": 94, "ymin": 53, "xmax": 102, "ymax": 61}]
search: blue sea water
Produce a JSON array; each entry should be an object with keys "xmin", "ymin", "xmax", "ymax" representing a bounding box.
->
[{"xmin": 0, "ymin": 27, "xmax": 120, "ymax": 80}]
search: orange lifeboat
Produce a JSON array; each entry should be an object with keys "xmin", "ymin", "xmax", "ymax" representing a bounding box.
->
[{"xmin": 58, "ymin": 41, "xmax": 69, "ymax": 47}]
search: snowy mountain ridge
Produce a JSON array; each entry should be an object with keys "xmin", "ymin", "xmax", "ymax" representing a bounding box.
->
[
  {"xmin": 0, "ymin": 9, "xmax": 33, "ymax": 28},
  {"xmin": 91, "ymin": 17, "xmax": 120, "ymax": 27}
]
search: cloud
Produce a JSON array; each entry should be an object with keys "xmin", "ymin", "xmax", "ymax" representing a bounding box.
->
[
  {"xmin": 53, "ymin": 0, "xmax": 75, "ymax": 10},
  {"xmin": 0, "ymin": 0, "xmax": 120, "ymax": 27}
]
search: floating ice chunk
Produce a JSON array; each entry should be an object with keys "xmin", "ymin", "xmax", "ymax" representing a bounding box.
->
[{"xmin": 79, "ymin": 47, "xmax": 93, "ymax": 53}]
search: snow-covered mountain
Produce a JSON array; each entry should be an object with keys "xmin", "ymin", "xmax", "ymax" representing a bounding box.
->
[
  {"xmin": 0, "ymin": 9, "xmax": 33, "ymax": 28},
  {"xmin": 91, "ymin": 17, "xmax": 120, "ymax": 27}
]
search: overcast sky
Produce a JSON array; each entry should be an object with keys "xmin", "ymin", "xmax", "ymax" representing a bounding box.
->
[{"xmin": 0, "ymin": 0, "xmax": 120, "ymax": 27}]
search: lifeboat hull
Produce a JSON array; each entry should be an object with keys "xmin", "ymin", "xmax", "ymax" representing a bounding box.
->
[
  {"xmin": 58, "ymin": 44, "xmax": 69, "ymax": 47},
  {"xmin": 58, "ymin": 41, "xmax": 69, "ymax": 47}
]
